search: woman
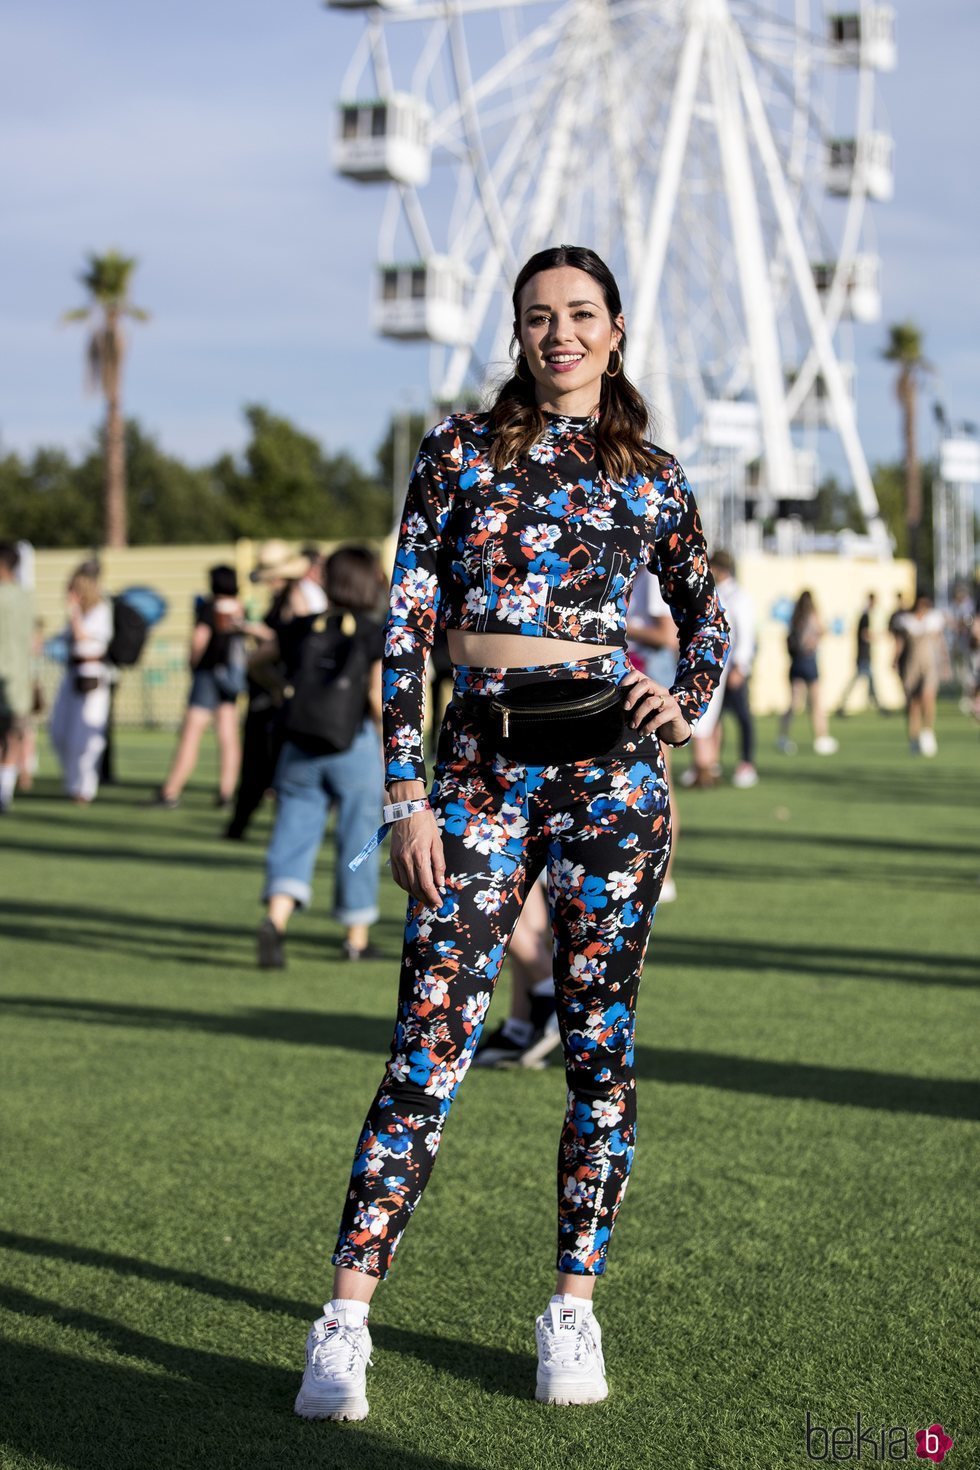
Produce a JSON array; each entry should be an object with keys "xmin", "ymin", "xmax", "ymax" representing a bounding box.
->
[
  {"xmin": 294, "ymin": 245, "xmax": 729, "ymax": 1420},
  {"xmin": 257, "ymin": 545, "xmax": 386, "ymax": 967},
  {"xmin": 49, "ymin": 560, "xmax": 112, "ymax": 804},
  {"xmin": 225, "ymin": 541, "xmax": 327, "ymax": 841},
  {"xmin": 153, "ymin": 565, "xmax": 247, "ymax": 808},
  {"xmin": 776, "ymin": 590, "xmax": 838, "ymax": 755},
  {"xmin": 895, "ymin": 593, "xmax": 947, "ymax": 757}
]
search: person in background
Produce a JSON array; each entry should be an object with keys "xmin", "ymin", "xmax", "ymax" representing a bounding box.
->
[
  {"xmin": 627, "ymin": 567, "xmax": 680, "ymax": 899},
  {"xmin": 682, "ymin": 552, "xmax": 757, "ymax": 788},
  {"xmin": 224, "ymin": 541, "xmax": 327, "ymax": 841},
  {"xmin": 0, "ymin": 542, "xmax": 34, "ymax": 813},
  {"xmin": 49, "ymin": 559, "xmax": 112, "ymax": 804},
  {"xmin": 836, "ymin": 592, "xmax": 880, "ymax": 716},
  {"xmin": 895, "ymin": 593, "xmax": 947, "ymax": 757},
  {"xmin": 473, "ymin": 877, "xmax": 559, "ymax": 1068},
  {"xmin": 257, "ymin": 545, "xmax": 386, "ymax": 968},
  {"xmin": 777, "ymin": 590, "xmax": 838, "ymax": 756},
  {"xmin": 152, "ymin": 565, "xmax": 248, "ymax": 809}
]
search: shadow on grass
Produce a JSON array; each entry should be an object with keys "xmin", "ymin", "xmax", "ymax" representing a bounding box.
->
[
  {"xmin": 0, "ymin": 915, "xmax": 973, "ymax": 987},
  {"xmin": 0, "ymin": 1337, "xmax": 479, "ymax": 1470},
  {"xmin": 0, "ymin": 1279, "xmax": 524, "ymax": 1469},
  {"xmin": 2, "ymin": 996, "xmax": 978, "ymax": 1120},
  {"xmin": 0, "ymin": 901, "xmax": 406, "ymax": 969}
]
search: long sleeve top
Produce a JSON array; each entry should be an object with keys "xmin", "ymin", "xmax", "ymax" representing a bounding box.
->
[{"xmin": 382, "ymin": 410, "xmax": 730, "ymax": 783}]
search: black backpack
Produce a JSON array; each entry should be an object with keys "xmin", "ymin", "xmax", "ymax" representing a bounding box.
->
[
  {"xmin": 107, "ymin": 597, "xmax": 150, "ymax": 668},
  {"xmin": 283, "ymin": 613, "xmax": 375, "ymax": 753}
]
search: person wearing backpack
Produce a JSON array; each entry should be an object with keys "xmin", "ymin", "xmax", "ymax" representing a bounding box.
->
[
  {"xmin": 49, "ymin": 560, "xmax": 113, "ymax": 803},
  {"xmin": 257, "ymin": 545, "xmax": 386, "ymax": 968},
  {"xmin": 151, "ymin": 565, "xmax": 248, "ymax": 809}
]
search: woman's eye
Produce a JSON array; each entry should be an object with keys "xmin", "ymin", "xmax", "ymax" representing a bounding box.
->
[{"xmin": 574, "ymin": 311, "xmax": 594, "ymax": 319}]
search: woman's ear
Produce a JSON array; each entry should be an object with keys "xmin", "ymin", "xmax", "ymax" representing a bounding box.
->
[{"xmin": 612, "ymin": 313, "xmax": 625, "ymax": 352}]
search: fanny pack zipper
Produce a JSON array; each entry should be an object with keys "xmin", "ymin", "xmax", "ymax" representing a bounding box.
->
[{"xmin": 491, "ymin": 688, "xmax": 618, "ymax": 738}]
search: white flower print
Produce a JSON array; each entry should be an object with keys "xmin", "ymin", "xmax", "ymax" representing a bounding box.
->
[
  {"xmin": 475, "ymin": 506, "xmax": 507, "ymax": 534},
  {"xmin": 461, "ymin": 991, "xmax": 491, "ymax": 1028},
  {"xmin": 385, "ymin": 626, "xmax": 416, "ymax": 657},
  {"xmin": 474, "ymin": 887, "xmax": 503, "ymax": 914},
  {"xmin": 570, "ymin": 953, "xmax": 606, "ymax": 983},
  {"xmin": 591, "ymin": 1099, "xmax": 622, "ymax": 1129},
  {"xmin": 563, "ymin": 1175, "xmax": 595, "ymax": 1208},
  {"xmin": 463, "ymin": 586, "xmax": 488, "ymax": 618},
  {"xmin": 551, "ymin": 858, "xmax": 585, "ymax": 897},
  {"xmin": 356, "ymin": 1204, "xmax": 390, "ymax": 1237},
  {"xmin": 549, "ymin": 812, "xmax": 574, "ymax": 834},
  {"xmin": 519, "ymin": 522, "xmax": 561, "ymax": 556},
  {"xmin": 528, "ymin": 439, "xmax": 559, "ymax": 464},
  {"xmin": 463, "ymin": 813, "xmax": 498, "ymax": 855},
  {"xmin": 419, "ymin": 974, "xmax": 449, "ymax": 1008},
  {"xmin": 607, "ymin": 871, "xmax": 638, "ymax": 900},
  {"xmin": 424, "ymin": 1130, "xmax": 442, "ymax": 1156}
]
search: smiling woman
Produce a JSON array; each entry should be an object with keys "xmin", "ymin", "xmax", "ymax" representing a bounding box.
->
[{"xmin": 292, "ymin": 244, "xmax": 731, "ymax": 1426}]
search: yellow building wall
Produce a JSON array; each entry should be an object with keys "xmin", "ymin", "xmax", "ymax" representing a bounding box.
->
[
  {"xmin": 737, "ymin": 553, "xmax": 917, "ymax": 714},
  {"xmin": 32, "ymin": 543, "xmax": 916, "ymax": 726}
]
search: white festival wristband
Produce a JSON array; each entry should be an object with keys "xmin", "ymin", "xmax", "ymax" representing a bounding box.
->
[{"xmin": 348, "ymin": 798, "xmax": 431, "ymax": 872}]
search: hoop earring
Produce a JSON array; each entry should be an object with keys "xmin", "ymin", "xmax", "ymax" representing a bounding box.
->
[{"xmin": 605, "ymin": 348, "xmax": 622, "ymax": 379}]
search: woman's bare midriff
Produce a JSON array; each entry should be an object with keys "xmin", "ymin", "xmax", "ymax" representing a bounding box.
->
[{"xmin": 447, "ymin": 630, "xmax": 618, "ymax": 668}]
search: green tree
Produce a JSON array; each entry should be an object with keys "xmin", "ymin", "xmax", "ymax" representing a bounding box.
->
[
  {"xmin": 882, "ymin": 322, "xmax": 931, "ymax": 578},
  {"xmin": 0, "ymin": 446, "xmax": 100, "ymax": 548},
  {"xmin": 62, "ymin": 251, "xmax": 150, "ymax": 548},
  {"xmin": 212, "ymin": 405, "xmax": 389, "ymax": 541},
  {"xmin": 872, "ymin": 457, "xmax": 936, "ymax": 579},
  {"xmin": 376, "ymin": 412, "xmax": 430, "ymax": 528}
]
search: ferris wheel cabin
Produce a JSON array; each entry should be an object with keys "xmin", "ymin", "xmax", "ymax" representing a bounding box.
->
[
  {"xmin": 827, "ymin": 7, "xmax": 897, "ymax": 71},
  {"xmin": 786, "ymin": 363, "xmax": 856, "ymax": 430},
  {"xmin": 325, "ymin": 0, "xmax": 415, "ymax": 10},
  {"xmin": 825, "ymin": 132, "xmax": 894, "ymax": 202},
  {"xmin": 335, "ymin": 95, "xmax": 432, "ymax": 186},
  {"xmin": 811, "ymin": 254, "xmax": 881, "ymax": 323},
  {"xmin": 374, "ymin": 257, "xmax": 470, "ymax": 345}
]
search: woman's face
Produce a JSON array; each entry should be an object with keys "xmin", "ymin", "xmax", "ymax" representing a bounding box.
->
[{"xmin": 516, "ymin": 266, "xmax": 623, "ymax": 413}]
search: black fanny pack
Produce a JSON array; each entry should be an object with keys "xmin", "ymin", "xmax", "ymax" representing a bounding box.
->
[{"xmin": 460, "ymin": 678, "xmax": 624, "ymax": 763}]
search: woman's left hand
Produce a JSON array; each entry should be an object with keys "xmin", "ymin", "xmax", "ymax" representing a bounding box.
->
[{"xmin": 621, "ymin": 670, "xmax": 691, "ymax": 745}]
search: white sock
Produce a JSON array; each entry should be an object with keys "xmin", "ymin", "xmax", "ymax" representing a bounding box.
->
[
  {"xmin": 329, "ymin": 1297, "xmax": 370, "ymax": 1326},
  {"xmin": 501, "ymin": 1016, "xmax": 534, "ymax": 1046},
  {"xmin": 0, "ymin": 766, "xmax": 16, "ymax": 807},
  {"xmin": 531, "ymin": 976, "xmax": 555, "ymax": 998}
]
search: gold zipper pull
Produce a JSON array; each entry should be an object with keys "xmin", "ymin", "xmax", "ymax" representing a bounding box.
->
[{"xmin": 502, "ymin": 708, "xmax": 510, "ymax": 738}]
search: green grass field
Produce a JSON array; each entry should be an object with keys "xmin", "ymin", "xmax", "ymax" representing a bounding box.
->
[{"xmin": 0, "ymin": 714, "xmax": 977, "ymax": 1470}]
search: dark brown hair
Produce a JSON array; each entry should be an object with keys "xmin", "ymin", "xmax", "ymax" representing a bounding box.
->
[
  {"xmin": 325, "ymin": 545, "xmax": 384, "ymax": 613},
  {"xmin": 486, "ymin": 245, "xmax": 658, "ymax": 481}
]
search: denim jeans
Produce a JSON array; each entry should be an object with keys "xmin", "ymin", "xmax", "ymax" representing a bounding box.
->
[{"xmin": 263, "ymin": 721, "xmax": 383, "ymax": 923}]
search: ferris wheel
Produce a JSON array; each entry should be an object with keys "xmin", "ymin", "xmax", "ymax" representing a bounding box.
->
[{"xmin": 328, "ymin": 0, "xmax": 896, "ymax": 551}]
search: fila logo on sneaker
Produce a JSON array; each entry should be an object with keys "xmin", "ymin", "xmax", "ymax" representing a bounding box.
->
[
  {"xmin": 323, "ymin": 1319, "xmax": 339, "ymax": 1333},
  {"xmin": 559, "ymin": 1308, "xmax": 577, "ymax": 1327}
]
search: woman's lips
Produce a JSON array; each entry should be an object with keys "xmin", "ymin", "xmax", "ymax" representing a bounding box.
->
[{"xmin": 544, "ymin": 354, "xmax": 584, "ymax": 374}]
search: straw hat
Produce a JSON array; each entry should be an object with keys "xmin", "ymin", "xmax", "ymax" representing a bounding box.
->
[{"xmin": 249, "ymin": 540, "xmax": 312, "ymax": 583}]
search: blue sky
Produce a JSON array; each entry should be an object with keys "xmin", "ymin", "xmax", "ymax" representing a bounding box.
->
[{"xmin": 2, "ymin": 0, "xmax": 978, "ymax": 479}]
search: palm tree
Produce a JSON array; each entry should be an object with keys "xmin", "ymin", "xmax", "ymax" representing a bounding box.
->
[
  {"xmin": 63, "ymin": 251, "xmax": 149, "ymax": 547},
  {"xmin": 882, "ymin": 321, "xmax": 930, "ymax": 575}
]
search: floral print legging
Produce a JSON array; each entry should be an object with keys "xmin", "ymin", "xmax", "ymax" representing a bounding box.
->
[{"xmin": 332, "ymin": 650, "xmax": 671, "ymax": 1279}]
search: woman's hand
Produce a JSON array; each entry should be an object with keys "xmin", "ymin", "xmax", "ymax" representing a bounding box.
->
[
  {"xmin": 389, "ymin": 807, "xmax": 446, "ymax": 909},
  {"xmin": 621, "ymin": 670, "xmax": 691, "ymax": 745}
]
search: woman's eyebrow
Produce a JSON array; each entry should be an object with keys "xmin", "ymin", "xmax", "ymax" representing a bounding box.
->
[{"xmin": 522, "ymin": 299, "xmax": 600, "ymax": 313}]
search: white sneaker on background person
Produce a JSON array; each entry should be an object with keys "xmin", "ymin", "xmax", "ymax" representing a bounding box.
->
[
  {"xmin": 535, "ymin": 1296, "xmax": 608, "ymax": 1406},
  {"xmin": 732, "ymin": 762, "xmax": 759, "ymax": 788},
  {"xmin": 918, "ymin": 728, "xmax": 938, "ymax": 757},
  {"xmin": 658, "ymin": 877, "xmax": 678, "ymax": 903},
  {"xmin": 294, "ymin": 1303, "xmax": 373, "ymax": 1421},
  {"xmin": 813, "ymin": 735, "xmax": 839, "ymax": 755}
]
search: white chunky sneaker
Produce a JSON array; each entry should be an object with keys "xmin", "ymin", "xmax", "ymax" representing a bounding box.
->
[
  {"xmin": 294, "ymin": 1305, "xmax": 373, "ymax": 1421},
  {"xmin": 535, "ymin": 1298, "xmax": 608, "ymax": 1406}
]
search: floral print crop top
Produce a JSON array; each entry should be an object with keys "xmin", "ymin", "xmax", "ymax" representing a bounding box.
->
[{"xmin": 383, "ymin": 410, "xmax": 730, "ymax": 783}]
